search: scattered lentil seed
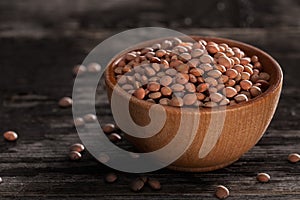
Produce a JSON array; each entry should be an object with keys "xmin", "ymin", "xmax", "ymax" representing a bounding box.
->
[
  {"xmin": 102, "ymin": 123, "xmax": 116, "ymax": 134},
  {"xmin": 3, "ymin": 131, "xmax": 18, "ymax": 142},
  {"xmin": 257, "ymin": 173, "xmax": 270, "ymax": 183},
  {"xmin": 73, "ymin": 64, "xmax": 86, "ymax": 76},
  {"xmin": 69, "ymin": 151, "xmax": 82, "ymax": 161},
  {"xmin": 105, "ymin": 173, "xmax": 118, "ymax": 183},
  {"xmin": 74, "ymin": 117, "xmax": 85, "ymax": 127},
  {"xmin": 58, "ymin": 97, "xmax": 73, "ymax": 108},
  {"xmin": 288, "ymin": 153, "xmax": 300, "ymax": 163},
  {"xmin": 70, "ymin": 143, "xmax": 85, "ymax": 153},
  {"xmin": 215, "ymin": 185, "xmax": 230, "ymax": 199},
  {"xmin": 108, "ymin": 133, "xmax": 122, "ymax": 142},
  {"xmin": 83, "ymin": 114, "xmax": 97, "ymax": 123},
  {"xmin": 130, "ymin": 178, "xmax": 145, "ymax": 192},
  {"xmin": 87, "ymin": 62, "xmax": 101, "ymax": 73},
  {"xmin": 148, "ymin": 178, "xmax": 161, "ymax": 190}
]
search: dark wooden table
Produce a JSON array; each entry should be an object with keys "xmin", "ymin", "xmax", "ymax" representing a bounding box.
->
[{"xmin": 0, "ymin": 1, "xmax": 300, "ymax": 199}]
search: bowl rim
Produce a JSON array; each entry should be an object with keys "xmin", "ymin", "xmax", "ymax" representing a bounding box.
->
[{"xmin": 105, "ymin": 35, "xmax": 283, "ymax": 114}]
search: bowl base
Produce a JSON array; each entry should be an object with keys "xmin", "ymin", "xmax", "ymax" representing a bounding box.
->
[{"xmin": 167, "ymin": 158, "xmax": 239, "ymax": 172}]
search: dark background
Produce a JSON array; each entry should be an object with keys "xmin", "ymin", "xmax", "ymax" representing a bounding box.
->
[{"xmin": 0, "ymin": 0, "xmax": 299, "ymax": 199}]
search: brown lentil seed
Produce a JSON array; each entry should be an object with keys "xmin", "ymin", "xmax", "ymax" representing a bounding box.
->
[
  {"xmin": 215, "ymin": 64, "xmax": 226, "ymax": 73},
  {"xmin": 207, "ymin": 44, "xmax": 220, "ymax": 54},
  {"xmin": 130, "ymin": 178, "xmax": 145, "ymax": 192},
  {"xmin": 288, "ymin": 153, "xmax": 300, "ymax": 163},
  {"xmin": 133, "ymin": 88, "xmax": 146, "ymax": 99},
  {"xmin": 196, "ymin": 93, "xmax": 206, "ymax": 101},
  {"xmin": 259, "ymin": 72, "xmax": 271, "ymax": 81},
  {"xmin": 249, "ymin": 86, "xmax": 262, "ymax": 97},
  {"xmin": 185, "ymin": 82, "xmax": 196, "ymax": 92},
  {"xmin": 151, "ymin": 63, "xmax": 161, "ymax": 72},
  {"xmin": 223, "ymin": 87, "xmax": 237, "ymax": 98},
  {"xmin": 125, "ymin": 53, "xmax": 137, "ymax": 61},
  {"xmin": 70, "ymin": 143, "xmax": 85, "ymax": 152},
  {"xmin": 204, "ymin": 101, "xmax": 218, "ymax": 108},
  {"xmin": 108, "ymin": 133, "xmax": 122, "ymax": 142},
  {"xmin": 215, "ymin": 185, "xmax": 230, "ymax": 199},
  {"xmin": 3, "ymin": 131, "xmax": 18, "ymax": 142},
  {"xmin": 234, "ymin": 94, "xmax": 248, "ymax": 103},
  {"xmin": 200, "ymin": 54, "xmax": 213, "ymax": 63},
  {"xmin": 251, "ymin": 55, "xmax": 259, "ymax": 62},
  {"xmin": 159, "ymin": 98, "xmax": 170, "ymax": 105},
  {"xmin": 179, "ymin": 53, "xmax": 192, "ymax": 61},
  {"xmin": 244, "ymin": 65, "xmax": 254, "ymax": 75},
  {"xmin": 102, "ymin": 123, "xmax": 115, "ymax": 134},
  {"xmin": 226, "ymin": 79, "xmax": 236, "ymax": 87},
  {"xmin": 183, "ymin": 93, "xmax": 197, "ymax": 105},
  {"xmin": 122, "ymin": 84, "xmax": 134, "ymax": 90},
  {"xmin": 190, "ymin": 68, "xmax": 204, "ymax": 76},
  {"xmin": 240, "ymin": 57, "xmax": 251, "ymax": 65},
  {"xmin": 147, "ymin": 82, "xmax": 160, "ymax": 92},
  {"xmin": 197, "ymin": 83, "xmax": 209, "ymax": 92},
  {"xmin": 257, "ymin": 173, "xmax": 270, "ymax": 183},
  {"xmin": 240, "ymin": 80, "xmax": 253, "ymax": 90},
  {"xmin": 148, "ymin": 178, "xmax": 161, "ymax": 190},
  {"xmin": 241, "ymin": 72, "xmax": 251, "ymax": 80},
  {"xmin": 155, "ymin": 49, "xmax": 166, "ymax": 57},
  {"xmin": 170, "ymin": 97, "xmax": 183, "ymax": 107},
  {"xmin": 170, "ymin": 60, "xmax": 183, "ymax": 68},
  {"xmin": 87, "ymin": 63, "xmax": 101, "ymax": 73},
  {"xmin": 189, "ymin": 74, "xmax": 197, "ymax": 83},
  {"xmin": 218, "ymin": 75, "xmax": 229, "ymax": 83},
  {"xmin": 218, "ymin": 56, "xmax": 231, "ymax": 68},
  {"xmin": 256, "ymin": 80, "xmax": 270, "ymax": 91},
  {"xmin": 207, "ymin": 70, "xmax": 222, "ymax": 78},
  {"xmin": 220, "ymin": 98, "xmax": 230, "ymax": 106},
  {"xmin": 234, "ymin": 85, "xmax": 241, "ymax": 93},
  {"xmin": 171, "ymin": 84, "xmax": 185, "ymax": 92},
  {"xmin": 165, "ymin": 68, "xmax": 178, "ymax": 76},
  {"xmin": 234, "ymin": 64, "xmax": 244, "ymax": 73},
  {"xmin": 73, "ymin": 64, "xmax": 86, "ymax": 76},
  {"xmin": 148, "ymin": 92, "xmax": 162, "ymax": 100},
  {"xmin": 176, "ymin": 73, "xmax": 189, "ymax": 84},
  {"xmin": 105, "ymin": 173, "xmax": 118, "ymax": 183},
  {"xmin": 225, "ymin": 69, "xmax": 238, "ymax": 79},
  {"xmin": 176, "ymin": 64, "xmax": 189, "ymax": 74},
  {"xmin": 83, "ymin": 114, "xmax": 97, "ymax": 123},
  {"xmin": 161, "ymin": 86, "xmax": 172, "ymax": 96},
  {"xmin": 191, "ymin": 49, "xmax": 204, "ymax": 57},
  {"xmin": 58, "ymin": 97, "xmax": 73, "ymax": 108},
  {"xmin": 145, "ymin": 67, "xmax": 156, "ymax": 77},
  {"xmin": 69, "ymin": 151, "xmax": 82, "ymax": 161},
  {"xmin": 210, "ymin": 93, "xmax": 223, "ymax": 103},
  {"xmin": 74, "ymin": 117, "xmax": 85, "ymax": 127},
  {"xmin": 205, "ymin": 77, "xmax": 218, "ymax": 87}
]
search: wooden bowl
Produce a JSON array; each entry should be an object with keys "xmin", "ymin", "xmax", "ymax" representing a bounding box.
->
[{"xmin": 105, "ymin": 36, "xmax": 283, "ymax": 172}]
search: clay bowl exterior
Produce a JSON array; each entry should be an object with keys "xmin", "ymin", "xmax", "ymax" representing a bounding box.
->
[{"xmin": 105, "ymin": 36, "xmax": 283, "ymax": 172}]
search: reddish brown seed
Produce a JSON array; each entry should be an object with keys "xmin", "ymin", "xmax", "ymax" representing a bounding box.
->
[
  {"xmin": 215, "ymin": 185, "xmax": 230, "ymax": 199},
  {"xmin": 83, "ymin": 114, "xmax": 97, "ymax": 123},
  {"xmin": 200, "ymin": 54, "xmax": 213, "ymax": 63},
  {"xmin": 288, "ymin": 153, "xmax": 300, "ymax": 163},
  {"xmin": 105, "ymin": 173, "xmax": 118, "ymax": 183},
  {"xmin": 170, "ymin": 60, "xmax": 184, "ymax": 68},
  {"xmin": 191, "ymin": 49, "xmax": 204, "ymax": 57},
  {"xmin": 74, "ymin": 117, "xmax": 85, "ymax": 127},
  {"xmin": 58, "ymin": 97, "xmax": 73, "ymax": 108},
  {"xmin": 234, "ymin": 94, "xmax": 248, "ymax": 103},
  {"xmin": 218, "ymin": 56, "xmax": 231, "ymax": 68},
  {"xmin": 234, "ymin": 64, "xmax": 244, "ymax": 73},
  {"xmin": 176, "ymin": 64, "xmax": 189, "ymax": 74},
  {"xmin": 210, "ymin": 93, "xmax": 223, "ymax": 103},
  {"xmin": 145, "ymin": 67, "xmax": 156, "ymax": 77},
  {"xmin": 189, "ymin": 74, "xmax": 197, "ymax": 83},
  {"xmin": 226, "ymin": 79, "xmax": 236, "ymax": 87},
  {"xmin": 196, "ymin": 93, "xmax": 206, "ymax": 101},
  {"xmin": 148, "ymin": 92, "xmax": 162, "ymax": 100},
  {"xmin": 256, "ymin": 80, "xmax": 270, "ymax": 91},
  {"xmin": 179, "ymin": 53, "xmax": 192, "ymax": 61},
  {"xmin": 197, "ymin": 83, "xmax": 209, "ymax": 92},
  {"xmin": 70, "ymin": 143, "xmax": 85, "ymax": 152},
  {"xmin": 148, "ymin": 178, "xmax": 161, "ymax": 190},
  {"xmin": 185, "ymin": 82, "xmax": 196, "ymax": 93},
  {"xmin": 3, "ymin": 131, "xmax": 18, "ymax": 142},
  {"xmin": 87, "ymin": 63, "xmax": 101, "ymax": 73},
  {"xmin": 225, "ymin": 69, "xmax": 238, "ymax": 79},
  {"xmin": 207, "ymin": 70, "xmax": 222, "ymax": 78},
  {"xmin": 69, "ymin": 151, "xmax": 82, "ymax": 161},
  {"xmin": 147, "ymin": 82, "xmax": 160, "ymax": 92},
  {"xmin": 223, "ymin": 87, "xmax": 237, "ymax": 98},
  {"xmin": 102, "ymin": 123, "xmax": 115, "ymax": 134},
  {"xmin": 141, "ymin": 47, "xmax": 153, "ymax": 55},
  {"xmin": 130, "ymin": 178, "xmax": 145, "ymax": 192},
  {"xmin": 204, "ymin": 101, "xmax": 218, "ymax": 108},
  {"xmin": 240, "ymin": 57, "xmax": 251, "ymax": 65},
  {"xmin": 251, "ymin": 55, "xmax": 259, "ymax": 63},
  {"xmin": 108, "ymin": 133, "xmax": 122, "ymax": 142},
  {"xmin": 218, "ymin": 75, "xmax": 229, "ymax": 84},
  {"xmin": 240, "ymin": 80, "xmax": 253, "ymax": 90},
  {"xmin": 259, "ymin": 72, "xmax": 271, "ymax": 81},
  {"xmin": 161, "ymin": 86, "xmax": 172, "ymax": 96},
  {"xmin": 190, "ymin": 68, "xmax": 204, "ymax": 77},
  {"xmin": 183, "ymin": 93, "xmax": 197, "ymax": 105},
  {"xmin": 206, "ymin": 44, "xmax": 220, "ymax": 54},
  {"xmin": 244, "ymin": 65, "xmax": 254, "ymax": 75},
  {"xmin": 73, "ymin": 64, "xmax": 86, "ymax": 76},
  {"xmin": 165, "ymin": 68, "xmax": 177, "ymax": 76},
  {"xmin": 169, "ymin": 97, "xmax": 183, "ymax": 107},
  {"xmin": 215, "ymin": 64, "xmax": 226, "ymax": 73},
  {"xmin": 205, "ymin": 77, "xmax": 218, "ymax": 87},
  {"xmin": 125, "ymin": 52, "xmax": 137, "ymax": 61},
  {"xmin": 171, "ymin": 84, "xmax": 185, "ymax": 92},
  {"xmin": 257, "ymin": 173, "xmax": 270, "ymax": 183},
  {"xmin": 241, "ymin": 72, "xmax": 251, "ymax": 80},
  {"xmin": 159, "ymin": 98, "xmax": 170, "ymax": 105},
  {"xmin": 249, "ymin": 86, "xmax": 262, "ymax": 97},
  {"xmin": 176, "ymin": 73, "xmax": 189, "ymax": 84},
  {"xmin": 133, "ymin": 88, "xmax": 146, "ymax": 100},
  {"xmin": 219, "ymin": 98, "xmax": 230, "ymax": 106},
  {"xmin": 155, "ymin": 49, "xmax": 166, "ymax": 58}
]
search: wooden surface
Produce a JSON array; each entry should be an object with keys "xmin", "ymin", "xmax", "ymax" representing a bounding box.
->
[{"xmin": 0, "ymin": 0, "xmax": 300, "ymax": 199}]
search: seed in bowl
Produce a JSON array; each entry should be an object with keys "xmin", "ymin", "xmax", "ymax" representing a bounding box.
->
[{"xmin": 112, "ymin": 37, "xmax": 270, "ymax": 108}]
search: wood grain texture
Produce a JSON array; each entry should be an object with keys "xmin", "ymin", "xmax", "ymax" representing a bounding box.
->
[{"xmin": 0, "ymin": 0, "xmax": 300, "ymax": 198}]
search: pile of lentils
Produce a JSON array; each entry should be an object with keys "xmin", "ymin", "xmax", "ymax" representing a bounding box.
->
[{"xmin": 113, "ymin": 37, "xmax": 271, "ymax": 107}]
